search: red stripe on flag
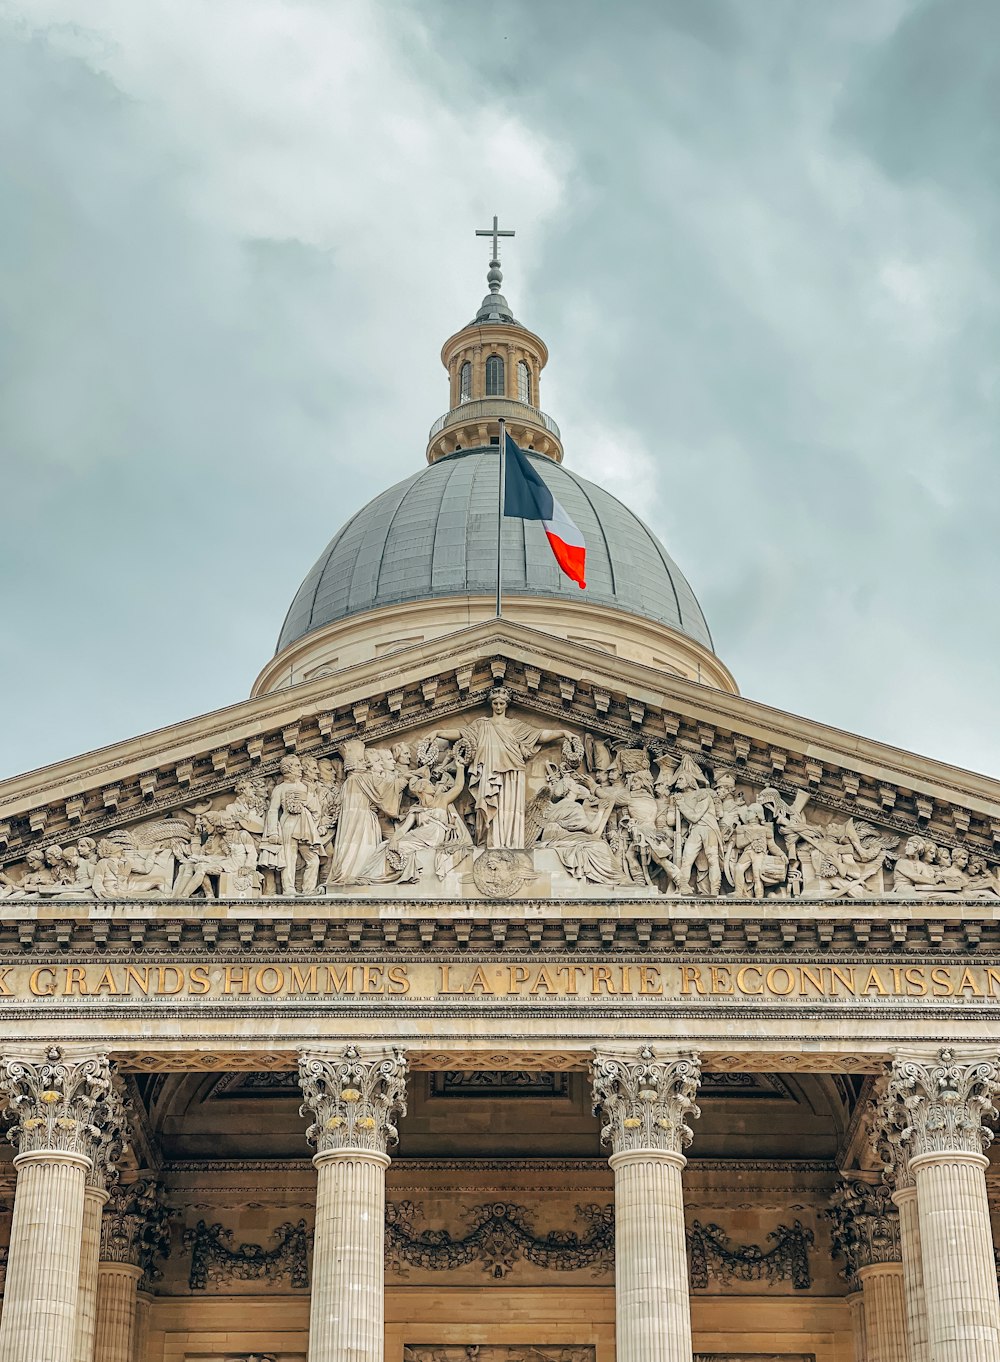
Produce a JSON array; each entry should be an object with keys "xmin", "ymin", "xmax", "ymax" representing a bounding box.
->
[{"xmin": 545, "ymin": 531, "xmax": 587, "ymax": 588}]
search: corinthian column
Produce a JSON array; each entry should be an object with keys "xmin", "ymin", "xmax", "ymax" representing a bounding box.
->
[
  {"xmin": 828, "ymin": 1180, "xmax": 906, "ymax": 1362},
  {"xmin": 870, "ymin": 1082, "xmax": 929, "ymax": 1362},
  {"xmin": 591, "ymin": 1046, "xmax": 702, "ymax": 1362},
  {"xmin": 298, "ymin": 1046, "xmax": 407, "ymax": 1362},
  {"xmin": 94, "ymin": 1181, "xmax": 171, "ymax": 1362},
  {"xmin": 888, "ymin": 1048, "xmax": 1000, "ymax": 1362},
  {"xmin": 74, "ymin": 1087, "xmax": 128, "ymax": 1362},
  {"xmin": 0, "ymin": 1047, "xmax": 121, "ymax": 1362}
]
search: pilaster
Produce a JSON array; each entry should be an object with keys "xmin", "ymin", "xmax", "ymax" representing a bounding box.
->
[{"xmin": 95, "ymin": 1180, "xmax": 171, "ymax": 1362}]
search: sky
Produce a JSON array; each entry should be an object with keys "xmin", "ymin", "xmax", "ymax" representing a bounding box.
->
[{"xmin": 1, "ymin": 0, "xmax": 999, "ymax": 782}]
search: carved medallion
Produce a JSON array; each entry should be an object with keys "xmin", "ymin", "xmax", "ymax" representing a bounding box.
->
[{"xmin": 473, "ymin": 848, "xmax": 532, "ymax": 898}]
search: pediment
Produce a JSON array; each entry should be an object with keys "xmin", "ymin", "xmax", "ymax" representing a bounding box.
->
[{"xmin": 1, "ymin": 619, "xmax": 998, "ymax": 904}]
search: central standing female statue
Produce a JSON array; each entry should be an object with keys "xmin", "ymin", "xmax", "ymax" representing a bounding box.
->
[{"xmin": 433, "ymin": 686, "xmax": 572, "ymax": 849}]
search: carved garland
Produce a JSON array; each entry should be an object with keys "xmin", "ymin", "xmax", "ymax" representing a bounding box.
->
[
  {"xmin": 687, "ymin": 1219, "xmax": 814, "ymax": 1290},
  {"xmin": 385, "ymin": 1200, "xmax": 614, "ymax": 1278},
  {"xmin": 182, "ymin": 1218, "xmax": 310, "ymax": 1291},
  {"xmin": 385, "ymin": 1201, "xmax": 814, "ymax": 1289}
]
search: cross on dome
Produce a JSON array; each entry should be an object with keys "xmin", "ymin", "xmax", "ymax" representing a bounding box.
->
[{"xmin": 475, "ymin": 215, "xmax": 515, "ymax": 296}]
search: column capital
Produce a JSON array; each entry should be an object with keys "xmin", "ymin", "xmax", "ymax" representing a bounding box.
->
[
  {"xmin": 869, "ymin": 1075, "xmax": 914, "ymax": 1192},
  {"xmin": 590, "ymin": 1045, "xmax": 701, "ymax": 1157},
  {"xmin": 888, "ymin": 1046, "xmax": 1000, "ymax": 1161},
  {"xmin": 0, "ymin": 1046, "xmax": 126, "ymax": 1173},
  {"xmin": 100, "ymin": 1179, "xmax": 172, "ymax": 1281},
  {"xmin": 828, "ymin": 1179, "xmax": 902, "ymax": 1287},
  {"xmin": 298, "ymin": 1044, "xmax": 407, "ymax": 1157}
]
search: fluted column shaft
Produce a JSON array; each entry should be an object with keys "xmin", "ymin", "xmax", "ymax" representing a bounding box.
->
[
  {"xmin": 912, "ymin": 1150, "xmax": 1000, "ymax": 1362},
  {"xmin": 893, "ymin": 1183, "xmax": 929, "ymax": 1362},
  {"xmin": 0, "ymin": 1150, "xmax": 89, "ymax": 1362},
  {"xmin": 847, "ymin": 1290, "xmax": 868, "ymax": 1362},
  {"xmin": 93, "ymin": 1263, "xmax": 142, "ymax": 1362},
  {"xmin": 309, "ymin": 1150, "xmax": 389, "ymax": 1362},
  {"xmin": 131, "ymin": 1291, "xmax": 151, "ymax": 1362},
  {"xmin": 74, "ymin": 1185, "xmax": 108, "ymax": 1362},
  {"xmin": 298, "ymin": 1046, "xmax": 408, "ymax": 1362},
  {"xmin": 610, "ymin": 1149, "xmax": 692, "ymax": 1362},
  {"xmin": 858, "ymin": 1261, "xmax": 907, "ymax": 1362}
]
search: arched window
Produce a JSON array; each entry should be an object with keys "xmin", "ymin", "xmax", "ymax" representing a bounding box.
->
[
  {"xmin": 459, "ymin": 360, "xmax": 472, "ymax": 402},
  {"xmin": 517, "ymin": 360, "xmax": 532, "ymax": 405},
  {"xmin": 485, "ymin": 354, "xmax": 505, "ymax": 397}
]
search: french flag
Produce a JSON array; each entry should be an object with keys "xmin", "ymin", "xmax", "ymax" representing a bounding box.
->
[{"xmin": 503, "ymin": 432, "xmax": 587, "ymax": 588}]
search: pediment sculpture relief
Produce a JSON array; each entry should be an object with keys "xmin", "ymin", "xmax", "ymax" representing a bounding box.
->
[{"xmin": 2, "ymin": 688, "xmax": 997, "ymax": 902}]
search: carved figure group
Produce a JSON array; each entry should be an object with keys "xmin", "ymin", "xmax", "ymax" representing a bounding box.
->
[{"xmin": 2, "ymin": 694, "xmax": 997, "ymax": 901}]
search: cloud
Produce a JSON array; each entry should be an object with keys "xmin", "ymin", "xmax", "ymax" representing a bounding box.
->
[{"xmin": 1, "ymin": 0, "xmax": 999, "ymax": 782}]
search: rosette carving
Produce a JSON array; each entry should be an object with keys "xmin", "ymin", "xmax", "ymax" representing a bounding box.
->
[
  {"xmin": 827, "ymin": 1180, "xmax": 901, "ymax": 1283},
  {"xmin": 0, "ymin": 1046, "xmax": 123, "ymax": 1165},
  {"xmin": 590, "ymin": 1046, "xmax": 701, "ymax": 1155},
  {"xmin": 887, "ymin": 1047, "xmax": 1000, "ymax": 1159},
  {"xmin": 298, "ymin": 1045, "xmax": 408, "ymax": 1156},
  {"xmin": 101, "ymin": 1179, "xmax": 172, "ymax": 1278}
]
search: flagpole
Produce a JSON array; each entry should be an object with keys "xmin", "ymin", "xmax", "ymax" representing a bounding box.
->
[{"xmin": 496, "ymin": 418, "xmax": 506, "ymax": 618}]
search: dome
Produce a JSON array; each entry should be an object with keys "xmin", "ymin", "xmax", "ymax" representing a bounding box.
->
[{"xmin": 276, "ymin": 446, "xmax": 714, "ymax": 656}]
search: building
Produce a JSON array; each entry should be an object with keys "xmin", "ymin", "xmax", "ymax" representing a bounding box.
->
[{"xmin": 0, "ymin": 229, "xmax": 999, "ymax": 1362}]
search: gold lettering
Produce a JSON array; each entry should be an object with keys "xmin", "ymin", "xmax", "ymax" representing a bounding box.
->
[
  {"xmin": 639, "ymin": 965, "xmax": 664, "ymax": 996},
  {"xmin": 890, "ymin": 966, "xmax": 903, "ymax": 995},
  {"xmin": 124, "ymin": 966, "xmax": 152, "ymax": 995},
  {"xmin": 798, "ymin": 966, "xmax": 826, "ymax": 997},
  {"xmin": 829, "ymin": 967, "xmax": 857, "ymax": 997},
  {"xmin": 223, "ymin": 966, "xmax": 251, "ymax": 996},
  {"xmin": 592, "ymin": 966, "xmax": 617, "ymax": 995},
  {"xmin": 0, "ymin": 967, "xmax": 13, "ymax": 997},
  {"xmin": 681, "ymin": 965, "xmax": 706, "ymax": 996},
  {"xmin": 255, "ymin": 966, "xmax": 285, "ymax": 995},
  {"xmin": 559, "ymin": 965, "xmax": 588, "ymax": 995},
  {"xmin": 956, "ymin": 968, "xmax": 984, "ymax": 997},
  {"xmin": 188, "ymin": 965, "xmax": 211, "ymax": 995},
  {"xmin": 766, "ymin": 966, "xmax": 795, "ymax": 996},
  {"xmin": 904, "ymin": 966, "xmax": 928, "ymax": 997},
  {"xmin": 156, "ymin": 966, "xmax": 184, "ymax": 996},
  {"xmin": 65, "ymin": 966, "xmax": 88, "ymax": 996},
  {"xmin": 530, "ymin": 966, "xmax": 559, "ymax": 996},
  {"xmin": 465, "ymin": 966, "xmax": 494, "ymax": 995},
  {"xmin": 735, "ymin": 965, "xmax": 763, "ymax": 996},
  {"xmin": 710, "ymin": 965, "xmax": 733, "ymax": 995},
  {"xmin": 92, "ymin": 966, "xmax": 119, "ymax": 996},
  {"xmin": 387, "ymin": 965, "xmax": 410, "ymax": 995},
  {"xmin": 289, "ymin": 965, "xmax": 319, "ymax": 996},
  {"xmin": 986, "ymin": 968, "xmax": 1000, "ymax": 998},
  {"xmin": 931, "ymin": 967, "xmax": 954, "ymax": 997},
  {"xmin": 362, "ymin": 965, "xmax": 384, "ymax": 994},
  {"xmin": 863, "ymin": 968, "xmax": 888, "ymax": 996},
  {"xmin": 507, "ymin": 966, "xmax": 530, "ymax": 994},
  {"xmin": 620, "ymin": 966, "xmax": 633, "ymax": 994},
  {"xmin": 29, "ymin": 967, "xmax": 56, "ymax": 997},
  {"xmin": 325, "ymin": 965, "xmax": 357, "ymax": 995}
]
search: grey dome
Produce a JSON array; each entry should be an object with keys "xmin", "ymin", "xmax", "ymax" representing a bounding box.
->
[{"xmin": 277, "ymin": 448, "xmax": 714, "ymax": 655}]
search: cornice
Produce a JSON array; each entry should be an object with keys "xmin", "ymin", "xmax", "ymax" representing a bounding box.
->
[{"xmin": 0, "ymin": 908, "xmax": 995, "ymax": 957}]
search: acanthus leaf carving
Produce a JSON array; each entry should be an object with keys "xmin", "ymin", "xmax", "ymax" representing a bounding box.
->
[
  {"xmin": 590, "ymin": 1046, "xmax": 702, "ymax": 1156},
  {"xmin": 0, "ymin": 1046, "xmax": 126, "ymax": 1168},
  {"xmin": 887, "ymin": 1047, "xmax": 1000, "ymax": 1160},
  {"xmin": 298, "ymin": 1045, "xmax": 407, "ymax": 1157},
  {"xmin": 826, "ymin": 1179, "xmax": 901, "ymax": 1284}
]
